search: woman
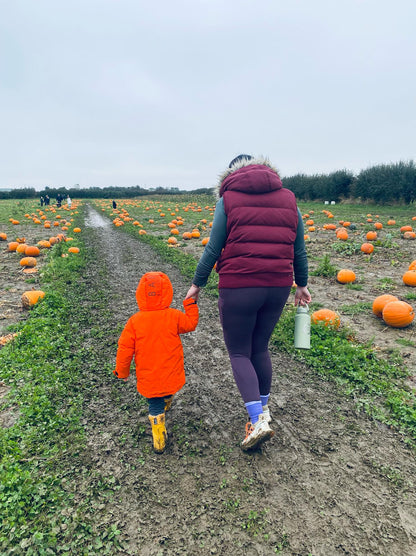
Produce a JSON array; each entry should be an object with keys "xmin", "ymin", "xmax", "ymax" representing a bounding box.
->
[{"xmin": 186, "ymin": 154, "xmax": 311, "ymax": 450}]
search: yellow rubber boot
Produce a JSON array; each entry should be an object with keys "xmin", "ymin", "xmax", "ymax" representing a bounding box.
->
[{"xmin": 148, "ymin": 413, "xmax": 167, "ymax": 453}]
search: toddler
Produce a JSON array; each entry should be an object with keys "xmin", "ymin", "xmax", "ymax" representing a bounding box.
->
[{"xmin": 114, "ymin": 271, "xmax": 198, "ymax": 453}]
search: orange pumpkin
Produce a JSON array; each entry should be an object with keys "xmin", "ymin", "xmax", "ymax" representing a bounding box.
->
[
  {"xmin": 73, "ymin": 227, "xmax": 81, "ymax": 233},
  {"xmin": 7, "ymin": 242, "xmax": 19, "ymax": 252},
  {"xmin": 374, "ymin": 222, "xmax": 383, "ymax": 230},
  {"xmin": 366, "ymin": 231, "xmax": 377, "ymax": 241},
  {"xmin": 21, "ymin": 290, "xmax": 45, "ymax": 309},
  {"xmin": 37, "ymin": 240, "xmax": 51, "ymax": 248},
  {"xmin": 24, "ymin": 245, "xmax": 40, "ymax": 257},
  {"xmin": 167, "ymin": 237, "xmax": 178, "ymax": 245},
  {"xmin": 201, "ymin": 237, "xmax": 209, "ymax": 246},
  {"xmin": 182, "ymin": 232, "xmax": 192, "ymax": 240},
  {"xmin": 360, "ymin": 243, "xmax": 374, "ymax": 254},
  {"xmin": 68, "ymin": 247, "xmax": 80, "ymax": 254},
  {"xmin": 19, "ymin": 257, "xmax": 37, "ymax": 268},
  {"xmin": 0, "ymin": 232, "xmax": 7, "ymax": 241},
  {"xmin": 409, "ymin": 260, "xmax": 416, "ymax": 271},
  {"xmin": 336, "ymin": 230, "xmax": 349, "ymax": 241},
  {"xmin": 372, "ymin": 294, "xmax": 398, "ymax": 318},
  {"xmin": 336, "ymin": 269, "xmax": 356, "ymax": 284},
  {"xmin": 382, "ymin": 301, "xmax": 414, "ymax": 328},
  {"xmin": 16, "ymin": 243, "xmax": 27, "ymax": 253},
  {"xmin": 403, "ymin": 270, "xmax": 416, "ymax": 287},
  {"xmin": 400, "ymin": 225, "xmax": 412, "ymax": 233},
  {"xmin": 311, "ymin": 309, "xmax": 340, "ymax": 328},
  {"xmin": 403, "ymin": 231, "xmax": 416, "ymax": 240},
  {"xmin": 387, "ymin": 219, "xmax": 396, "ymax": 226}
]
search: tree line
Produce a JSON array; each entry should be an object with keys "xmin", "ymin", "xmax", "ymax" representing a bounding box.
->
[
  {"xmin": 2, "ymin": 161, "xmax": 415, "ymax": 204},
  {"xmin": 283, "ymin": 161, "xmax": 416, "ymax": 204}
]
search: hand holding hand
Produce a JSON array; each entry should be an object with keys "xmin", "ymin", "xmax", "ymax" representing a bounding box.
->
[
  {"xmin": 185, "ymin": 284, "xmax": 200, "ymax": 301},
  {"xmin": 294, "ymin": 285, "xmax": 311, "ymax": 306}
]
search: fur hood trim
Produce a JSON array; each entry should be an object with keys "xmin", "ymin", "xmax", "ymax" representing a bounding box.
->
[{"xmin": 215, "ymin": 156, "xmax": 280, "ymax": 199}]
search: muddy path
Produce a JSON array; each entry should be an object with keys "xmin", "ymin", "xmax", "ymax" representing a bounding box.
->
[{"xmin": 80, "ymin": 205, "xmax": 416, "ymax": 556}]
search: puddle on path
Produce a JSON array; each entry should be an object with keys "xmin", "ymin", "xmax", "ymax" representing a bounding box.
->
[{"xmin": 84, "ymin": 206, "xmax": 111, "ymax": 228}]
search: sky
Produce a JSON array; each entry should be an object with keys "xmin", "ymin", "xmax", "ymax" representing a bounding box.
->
[{"xmin": 1, "ymin": 0, "xmax": 415, "ymax": 191}]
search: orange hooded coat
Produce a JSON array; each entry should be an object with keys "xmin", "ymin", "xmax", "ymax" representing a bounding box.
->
[{"xmin": 113, "ymin": 272, "xmax": 199, "ymax": 398}]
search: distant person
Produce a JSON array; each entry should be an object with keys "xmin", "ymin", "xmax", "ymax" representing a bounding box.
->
[
  {"xmin": 45, "ymin": 195, "xmax": 50, "ymax": 206},
  {"xmin": 112, "ymin": 200, "xmax": 117, "ymax": 209},
  {"xmin": 40, "ymin": 196, "xmax": 44, "ymax": 207},
  {"xmin": 185, "ymin": 154, "xmax": 311, "ymax": 451},
  {"xmin": 113, "ymin": 272, "xmax": 199, "ymax": 453},
  {"xmin": 66, "ymin": 196, "xmax": 72, "ymax": 209}
]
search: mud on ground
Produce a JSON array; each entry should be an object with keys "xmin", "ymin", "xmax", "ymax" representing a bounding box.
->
[
  {"xmin": 1, "ymin": 208, "xmax": 416, "ymax": 555},
  {"xmin": 78, "ymin": 207, "xmax": 416, "ymax": 556}
]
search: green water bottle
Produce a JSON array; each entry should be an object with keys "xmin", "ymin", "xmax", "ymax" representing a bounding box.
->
[{"xmin": 294, "ymin": 305, "xmax": 310, "ymax": 349}]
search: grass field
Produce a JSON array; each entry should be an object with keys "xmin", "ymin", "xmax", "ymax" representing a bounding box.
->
[{"xmin": 1, "ymin": 196, "xmax": 415, "ymax": 554}]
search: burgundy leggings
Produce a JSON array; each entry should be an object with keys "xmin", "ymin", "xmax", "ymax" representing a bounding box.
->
[{"xmin": 218, "ymin": 286, "xmax": 291, "ymax": 403}]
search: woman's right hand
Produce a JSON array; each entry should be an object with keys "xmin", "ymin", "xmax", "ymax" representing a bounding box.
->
[
  {"xmin": 185, "ymin": 284, "xmax": 201, "ymax": 301},
  {"xmin": 294, "ymin": 285, "xmax": 311, "ymax": 306}
]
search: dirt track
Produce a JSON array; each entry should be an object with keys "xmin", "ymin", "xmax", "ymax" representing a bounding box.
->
[{"xmin": 75, "ymin": 206, "xmax": 416, "ymax": 556}]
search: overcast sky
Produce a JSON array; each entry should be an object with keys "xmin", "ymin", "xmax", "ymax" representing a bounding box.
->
[{"xmin": 1, "ymin": 0, "xmax": 415, "ymax": 191}]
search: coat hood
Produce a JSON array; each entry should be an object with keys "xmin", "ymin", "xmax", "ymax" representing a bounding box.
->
[
  {"xmin": 216, "ymin": 156, "xmax": 281, "ymax": 198},
  {"xmin": 136, "ymin": 271, "xmax": 173, "ymax": 311}
]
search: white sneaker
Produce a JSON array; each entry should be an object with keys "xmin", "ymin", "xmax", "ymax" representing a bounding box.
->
[
  {"xmin": 262, "ymin": 405, "xmax": 271, "ymax": 423},
  {"xmin": 241, "ymin": 414, "xmax": 274, "ymax": 451}
]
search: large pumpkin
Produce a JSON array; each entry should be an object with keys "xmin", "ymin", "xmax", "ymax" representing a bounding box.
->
[
  {"xmin": 24, "ymin": 245, "xmax": 40, "ymax": 257},
  {"xmin": 403, "ymin": 270, "xmax": 416, "ymax": 287},
  {"xmin": 360, "ymin": 243, "xmax": 374, "ymax": 254},
  {"xmin": 19, "ymin": 257, "xmax": 37, "ymax": 268},
  {"xmin": 7, "ymin": 241, "xmax": 19, "ymax": 252},
  {"xmin": 336, "ymin": 229, "xmax": 349, "ymax": 241},
  {"xmin": 22, "ymin": 290, "xmax": 45, "ymax": 309},
  {"xmin": 372, "ymin": 294, "xmax": 398, "ymax": 318},
  {"xmin": 336, "ymin": 269, "xmax": 356, "ymax": 284},
  {"xmin": 366, "ymin": 231, "xmax": 377, "ymax": 241},
  {"xmin": 382, "ymin": 301, "xmax": 414, "ymax": 328},
  {"xmin": 311, "ymin": 309, "xmax": 340, "ymax": 328},
  {"xmin": 16, "ymin": 243, "xmax": 27, "ymax": 253}
]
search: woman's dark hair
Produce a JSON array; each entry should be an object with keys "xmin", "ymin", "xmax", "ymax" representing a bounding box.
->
[{"xmin": 228, "ymin": 154, "xmax": 253, "ymax": 169}]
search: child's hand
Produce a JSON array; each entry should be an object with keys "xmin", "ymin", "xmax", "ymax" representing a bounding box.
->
[{"xmin": 121, "ymin": 377, "xmax": 129, "ymax": 382}]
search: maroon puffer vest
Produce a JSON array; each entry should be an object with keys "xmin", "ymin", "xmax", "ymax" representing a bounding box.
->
[{"xmin": 216, "ymin": 164, "xmax": 298, "ymax": 288}]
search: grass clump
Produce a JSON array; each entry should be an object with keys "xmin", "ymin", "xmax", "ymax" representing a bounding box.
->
[
  {"xmin": 339, "ymin": 302, "xmax": 373, "ymax": 315},
  {"xmin": 310, "ymin": 254, "xmax": 337, "ymax": 278}
]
